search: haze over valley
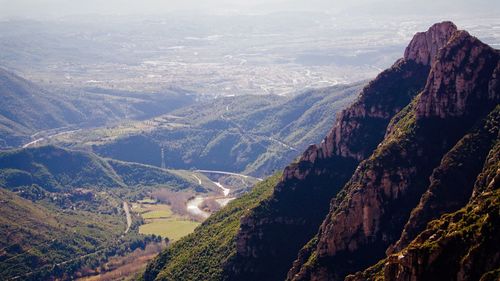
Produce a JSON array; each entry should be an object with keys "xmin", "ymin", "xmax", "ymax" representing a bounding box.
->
[
  {"xmin": 2, "ymin": 13, "xmax": 499, "ymax": 95},
  {"xmin": 0, "ymin": 1, "xmax": 499, "ymax": 280}
]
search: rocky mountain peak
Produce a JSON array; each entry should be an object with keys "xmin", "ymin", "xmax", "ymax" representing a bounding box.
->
[
  {"xmin": 404, "ymin": 21, "xmax": 457, "ymax": 66},
  {"xmin": 284, "ymin": 22, "xmax": 462, "ymax": 172},
  {"xmin": 142, "ymin": 21, "xmax": 500, "ymax": 281},
  {"xmin": 416, "ymin": 30, "xmax": 500, "ymax": 119},
  {"xmin": 225, "ymin": 21, "xmax": 432, "ymax": 281},
  {"xmin": 286, "ymin": 23, "xmax": 500, "ymax": 281}
]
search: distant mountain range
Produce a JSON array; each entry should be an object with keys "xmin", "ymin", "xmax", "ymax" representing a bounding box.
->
[
  {"xmin": 34, "ymin": 82, "xmax": 363, "ymax": 177},
  {"xmin": 143, "ymin": 21, "xmax": 500, "ymax": 281},
  {"xmin": 0, "ymin": 41, "xmax": 365, "ymax": 279},
  {"xmin": 0, "ymin": 49, "xmax": 364, "ymax": 280},
  {"xmin": 0, "ymin": 68, "xmax": 195, "ymax": 148}
]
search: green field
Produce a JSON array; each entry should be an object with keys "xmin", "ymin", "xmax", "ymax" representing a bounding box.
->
[
  {"xmin": 142, "ymin": 210, "xmax": 173, "ymax": 219},
  {"xmin": 133, "ymin": 202, "xmax": 199, "ymax": 241},
  {"xmin": 138, "ymin": 198, "xmax": 158, "ymax": 204},
  {"xmin": 139, "ymin": 219, "xmax": 200, "ymax": 241},
  {"xmin": 132, "ymin": 203, "xmax": 173, "ymax": 213}
]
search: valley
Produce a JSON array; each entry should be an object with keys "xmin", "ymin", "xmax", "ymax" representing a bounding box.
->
[
  {"xmin": 19, "ymin": 82, "xmax": 363, "ymax": 177},
  {"xmin": 0, "ymin": 4, "xmax": 499, "ymax": 281},
  {"xmin": 133, "ymin": 201, "xmax": 200, "ymax": 241},
  {"xmin": 0, "ymin": 140, "xmax": 266, "ymax": 280},
  {"xmin": 0, "ymin": 145, "xmax": 261, "ymax": 280},
  {"xmin": 142, "ymin": 21, "xmax": 500, "ymax": 281}
]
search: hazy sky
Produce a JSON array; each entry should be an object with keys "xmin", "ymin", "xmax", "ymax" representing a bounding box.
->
[{"xmin": 1, "ymin": 0, "xmax": 499, "ymax": 19}]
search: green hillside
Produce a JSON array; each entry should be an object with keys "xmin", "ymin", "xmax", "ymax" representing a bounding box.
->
[
  {"xmin": 44, "ymin": 82, "xmax": 364, "ymax": 176},
  {"xmin": 0, "ymin": 188, "xmax": 158, "ymax": 280},
  {"xmin": 0, "ymin": 146, "xmax": 201, "ymax": 194},
  {"xmin": 143, "ymin": 173, "xmax": 281, "ymax": 281},
  {"xmin": 0, "ymin": 145, "xmax": 217, "ymax": 280},
  {"xmin": 0, "ymin": 68, "xmax": 194, "ymax": 149}
]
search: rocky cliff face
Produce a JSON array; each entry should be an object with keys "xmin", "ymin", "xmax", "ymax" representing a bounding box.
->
[
  {"xmin": 416, "ymin": 30, "xmax": 500, "ymax": 119},
  {"xmin": 288, "ymin": 24, "xmax": 500, "ymax": 281},
  {"xmin": 144, "ymin": 21, "xmax": 500, "ymax": 281},
  {"xmin": 389, "ymin": 106, "xmax": 499, "ymax": 254},
  {"xmin": 404, "ymin": 21, "xmax": 457, "ymax": 66},
  {"xmin": 222, "ymin": 22, "xmax": 454, "ymax": 281},
  {"xmin": 347, "ymin": 136, "xmax": 499, "ymax": 281},
  {"xmin": 225, "ymin": 60, "xmax": 429, "ymax": 281}
]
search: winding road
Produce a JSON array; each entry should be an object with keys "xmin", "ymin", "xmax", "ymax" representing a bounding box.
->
[
  {"xmin": 194, "ymin": 169, "xmax": 263, "ymax": 181},
  {"xmin": 22, "ymin": 138, "xmax": 45, "ymax": 148},
  {"xmin": 192, "ymin": 174, "xmax": 202, "ymax": 185},
  {"xmin": 22, "ymin": 129, "xmax": 81, "ymax": 148}
]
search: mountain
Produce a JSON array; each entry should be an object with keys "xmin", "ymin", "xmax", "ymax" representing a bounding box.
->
[
  {"xmin": 219, "ymin": 24, "xmax": 438, "ymax": 281},
  {"xmin": 0, "ymin": 68, "xmax": 194, "ymax": 149},
  {"xmin": 143, "ymin": 174, "xmax": 281, "ymax": 281},
  {"xmin": 346, "ymin": 138, "xmax": 499, "ymax": 281},
  {"xmin": 142, "ymin": 21, "xmax": 500, "ymax": 281},
  {"xmin": 0, "ymin": 145, "xmax": 202, "ymax": 194},
  {"xmin": 43, "ymin": 82, "xmax": 363, "ymax": 177},
  {"xmin": 288, "ymin": 23, "xmax": 500, "ymax": 280},
  {"xmin": 0, "ymin": 187, "xmax": 162, "ymax": 280},
  {"xmin": 0, "ymin": 68, "xmax": 80, "ymax": 147},
  {"xmin": 0, "ymin": 145, "xmax": 220, "ymax": 279}
]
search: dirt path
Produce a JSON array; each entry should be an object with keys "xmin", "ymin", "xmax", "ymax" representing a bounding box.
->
[
  {"xmin": 123, "ymin": 202, "xmax": 132, "ymax": 233},
  {"xmin": 213, "ymin": 181, "xmax": 230, "ymax": 196},
  {"xmin": 192, "ymin": 174, "xmax": 202, "ymax": 185},
  {"xmin": 269, "ymin": 137, "xmax": 298, "ymax": 151}
]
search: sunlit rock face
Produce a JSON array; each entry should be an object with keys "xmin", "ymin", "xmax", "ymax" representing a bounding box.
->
[
  {"xmin": 416, "ymin": 30, "xmax": 500, "ymax": 119},
  {"xmin": 288, "ymin": 22, "xmax": 500, "ymax": 281},
  {"xmin": 225, "ymin": 23, "xmax": 433, "ymax": 281},
  {"xmin": 144, "ymin": 20, "xmax": 500, "ymax": 281},
  {"xmin": 404, "ymin": 21, "xmax": 457, "ymax": 66}
]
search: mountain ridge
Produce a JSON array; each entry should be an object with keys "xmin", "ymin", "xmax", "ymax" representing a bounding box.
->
[
  {"xmin": 40, "ymin": 82, "xmax": 363, "ymax": 177},
  {"xmin": 289, "ymin": 22, "xmax": 500, "ymax": 281},
  {"xmin": 142, "ymin": 21, "xmax": 500, "ymax": 281},
  {"xmin": 0, "ymin": 145, "xmax": 202, "ymax": 194},
  {"xmin": 0, "ymin": 68, "xmax": 194, "ymax": 149}
]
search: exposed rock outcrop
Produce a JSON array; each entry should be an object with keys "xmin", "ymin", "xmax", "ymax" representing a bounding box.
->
[
  {"xmin": 225, "ymin": 39, "xmax": 430, "ymax": 281},
  {"xmin": 417, "ymin": 30, "xmax": 500, "ymax": 119},
  {"xmin": 388, "ymin": 29, "xmax": 500, "ymax": 253},
  {"xmin": 289, "ymin": 24, "xmax": 500, "ymax": 281},
  {"xmin": 347, "ymin": 140, "xmax": 500, "ymax": 281},
  {"xmin": 404, "ymin": 21, "xmax": 457, "ymax": 66},
  {"xmin": 389, "ymin": 107, "xmax": 499, "ymax": 254}
]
